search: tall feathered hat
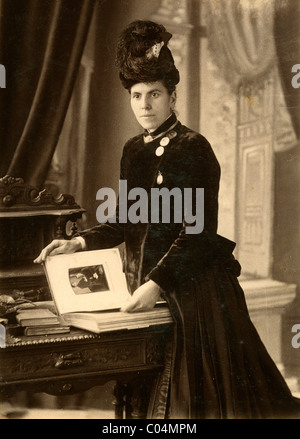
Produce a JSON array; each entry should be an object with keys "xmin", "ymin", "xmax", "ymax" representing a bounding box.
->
[{"xmin": 116, "ymin": 20, "xmax": 180, "ymax": 91}]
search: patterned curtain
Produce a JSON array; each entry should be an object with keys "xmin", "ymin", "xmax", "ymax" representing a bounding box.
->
[{"xmin": 204, "ymin": 0, "xmax": 276, "ymax": 91}]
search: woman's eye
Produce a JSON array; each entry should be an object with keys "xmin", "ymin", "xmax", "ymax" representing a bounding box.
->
[{"xmin": 152, "ymin": 92, "xmax": 159, "ymax": 98}]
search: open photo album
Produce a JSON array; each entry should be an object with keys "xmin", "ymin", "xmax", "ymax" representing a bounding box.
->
[
  {"xmin": 42, "ymin": 248, "xmax": 173, "ymax": 334},
  {"xmin": 43, "ymin": 248, "xmax": 130, "ymax": 315}
]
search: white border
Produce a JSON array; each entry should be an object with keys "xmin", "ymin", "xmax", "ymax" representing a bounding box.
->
[{"xmin": 43, "ymin": 248, "xmax": 130, "ymax": 315}]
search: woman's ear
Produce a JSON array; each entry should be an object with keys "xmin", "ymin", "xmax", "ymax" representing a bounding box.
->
[{"xmin": 170, "ymin": 91, "xmax": 177, "ymax": 110}]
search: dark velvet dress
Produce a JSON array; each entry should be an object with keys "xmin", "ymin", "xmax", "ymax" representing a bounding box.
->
[{"xmin": 79, "ymin": 113, "xmax": 300, "ymax": 419}]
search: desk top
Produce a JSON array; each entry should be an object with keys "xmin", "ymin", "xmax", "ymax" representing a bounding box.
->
[
  {"xmin": 2, "ymin": 320, "xmax": 173, "ymax": 349},
  {"xmin": 3, "ymin": 327, "xmax": 101, "ymax": 348}
]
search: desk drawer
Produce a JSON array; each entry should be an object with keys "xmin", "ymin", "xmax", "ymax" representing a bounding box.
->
[{"xmin": 0, "ymin": 333, "xmax": 165, "ymax": 382}]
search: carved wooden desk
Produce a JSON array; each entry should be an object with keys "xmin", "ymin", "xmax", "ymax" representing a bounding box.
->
[{"xmin": 0, "ymin": 324, "xmax": 173, "ymax": 419}]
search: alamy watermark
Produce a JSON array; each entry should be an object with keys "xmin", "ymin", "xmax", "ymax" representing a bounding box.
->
[
  {"xmin": 0, "ymin": 324, "xmax": 6, "ymax": 348},
  {"xmin": 96, "ymin": 180, "xmax": 204, "ymax": 234},
  {"xmin": 0, "ymin": 64, "xmax": 6, "ymax": 88},
  {"xmin": 291, "ymin": 324, "xmax": 300, "ymax": 348},
  {"xmin": 291, "ymin": 64, "xmax": 300, "ymax": 88}
]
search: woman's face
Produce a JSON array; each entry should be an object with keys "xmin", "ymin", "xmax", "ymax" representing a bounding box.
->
[{"xmin": 130, "ymin": 81, "xmax": 176, "ymax": 132}]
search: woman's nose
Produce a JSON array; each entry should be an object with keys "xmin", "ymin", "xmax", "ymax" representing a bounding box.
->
[{"xmin": 141, "ymin": 96, "xmax": 151, "ymax": 109}]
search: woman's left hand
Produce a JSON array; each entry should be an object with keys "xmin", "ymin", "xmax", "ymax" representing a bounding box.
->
[{"xmin": 121, "ymin": 280, "xmax": 162, "ymax": 312}]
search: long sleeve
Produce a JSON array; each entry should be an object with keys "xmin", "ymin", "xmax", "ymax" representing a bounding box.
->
[
  {"xmin": 77, "ymin": 221, "xmax": 124, "ymax": 251},
  {"xmin": 75, "ymin": 143, "xmax": 131, "ymax": 251}
]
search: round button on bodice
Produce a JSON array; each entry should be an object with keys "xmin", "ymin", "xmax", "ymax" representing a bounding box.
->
[
  {"xmin": 155, "ymin": 146, "xmax": 165, "ymax": 157},
  {"xmin": 168, "ymin": 130, "xmax": 177, "ymax": 139},
  {"xmin": 160, "ymin": 136, "xmax": 170, "ymax": 146}
]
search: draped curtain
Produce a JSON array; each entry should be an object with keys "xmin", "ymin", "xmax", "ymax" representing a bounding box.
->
[
  {"xmin": 204, "ymin": 0, "xmax": 276, "ymax": 91},
  {"xmin": 204, "ymin": 0, "xmax": 299, "ymax": 139},
  {"xmin": 0, "ymin": 0, "xmax": 96, "ymax": 189}
]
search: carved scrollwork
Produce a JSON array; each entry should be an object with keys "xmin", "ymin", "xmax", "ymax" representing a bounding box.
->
[
  {"xmin": 146, "ymin": 336, "xmax": 163, "ymax": 365},
  {"xmin": 9, "ymin": 355, "xmax": 55, "ymax": 376},
  {"xmin": 0, "ymin": 175, "xmax": 81, "ymax": 211},
  {"xmin": 147, "ymin": 339, "xmax": 173, "ymax": 419},
  {"xmin": 89, "ymin": 346, "xmax": 133, "ymax": 364},
  {"xmin": 5, "ymin": 343, "xmax": 140, "ymax": 381},
  {"xmin": 0, "ymin": 176, "xmax": 24, "ymax": 185}
]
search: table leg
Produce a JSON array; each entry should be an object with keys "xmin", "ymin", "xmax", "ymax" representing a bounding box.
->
[
  {"xmin": 126, "ymin": 377, "xmax": 152, "ymax": 419},
  {"xmin": 112, "ymin": 380, "xmax": 125, "ymax": 419}
]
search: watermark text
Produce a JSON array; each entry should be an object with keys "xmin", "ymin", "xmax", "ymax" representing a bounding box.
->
[
  {"xmin": 0, "ymin": 64, "xmax": 6, "ymax": 88},
  {"xmin": 291, "ymin": 324, "xmax": 300, "ymax": 348},
  {"xmin": 96, "ymin": 180, "xmax": 204, "ymax": 234},
  {"xmin": 0, "ymin": 324, "xmax": 6, "ymax": 348},
  {"xmin": 291, "ymin": 64, "xmax": 300, "ymax": 88}
]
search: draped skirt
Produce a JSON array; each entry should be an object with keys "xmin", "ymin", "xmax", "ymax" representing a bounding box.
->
[{"xmin": 152, "ymin": 260, "xmax": 300, "ymax": 419}]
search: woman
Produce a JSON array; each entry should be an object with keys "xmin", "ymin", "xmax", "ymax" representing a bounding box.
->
[{"xmin": 35, "ymin": 20, "xmax": 300, "ymax": 419}]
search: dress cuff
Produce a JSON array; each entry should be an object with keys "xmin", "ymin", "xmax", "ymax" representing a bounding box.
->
[
  {"xmin": 145, "ymin": 265, "xmax": 175, "ymax": 294},
  {"xmin": 72, "ymin": 236, "xmax": 86, "ymax": 250}
]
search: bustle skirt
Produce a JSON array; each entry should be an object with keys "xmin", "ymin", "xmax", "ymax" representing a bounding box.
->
[{"xmin": 149, "ymin": 259, "xmax": 300, "ymax": 419}]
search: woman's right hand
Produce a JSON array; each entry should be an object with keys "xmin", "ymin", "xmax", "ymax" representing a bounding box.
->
[{"xmin": 33, "ymin": 238, "xmax": 82, "ymax": 264}]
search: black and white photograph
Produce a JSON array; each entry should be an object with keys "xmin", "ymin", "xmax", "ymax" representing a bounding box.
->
[
  {"xmin": 69, "ymin": 264, "xmax": 110, "ymax": 294},
  {"xmin": 0, "ymin": 0, "xmax": 300, "ymax": 422}
]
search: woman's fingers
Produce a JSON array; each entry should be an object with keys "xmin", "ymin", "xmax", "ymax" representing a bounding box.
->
[
  {"xmin": 33, "ymin": 239, "xmax": 75, "ymax": 264},
  {"xmin": 33, "ymin": 239, "xmax": 80, "ymax": 264},
  {"xmin": 121, "ymin": 297, "xmax": 139, "ymax": 313},
  {"xmin": 34, "ymin": 240, "xmax": 62, "ymax": 263},
  {"xmin": 121, "ymin": 303, "xmax": 145, "ymax": 313},
  {"xmin": 121, "ymin": 281, "xmax": 162, "ymax": 313},
  {"xmin": 120, "ymin": 293, "xmax": 144, "ymax": 312},
  {"xmin": 120, "ymin": 293, "xmax": 154, "ymax": 313}
]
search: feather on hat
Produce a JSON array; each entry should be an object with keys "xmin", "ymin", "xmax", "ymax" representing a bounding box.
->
[{"xmin": 116, "ymin": 20, "xmax": 180, "ymax": 90}]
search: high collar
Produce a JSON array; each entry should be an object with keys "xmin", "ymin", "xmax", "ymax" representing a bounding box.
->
[{"xmin": 143, "ymin": 112, "xmax": 177, "ymax": 139}]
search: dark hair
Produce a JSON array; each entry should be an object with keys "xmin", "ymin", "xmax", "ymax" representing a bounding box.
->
[{"xmin": 116, "ymin": 20, "xmax": 180, "ymax": 92}]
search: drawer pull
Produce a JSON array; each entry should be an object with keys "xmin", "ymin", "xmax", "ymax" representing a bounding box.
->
[
  {"xmin": 55, "ymin": 352, "xmax": 84, "ymax": 369},
  {"xmin": 62, "ymin": 383, "xmax": 72, "ymax": 392}
]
